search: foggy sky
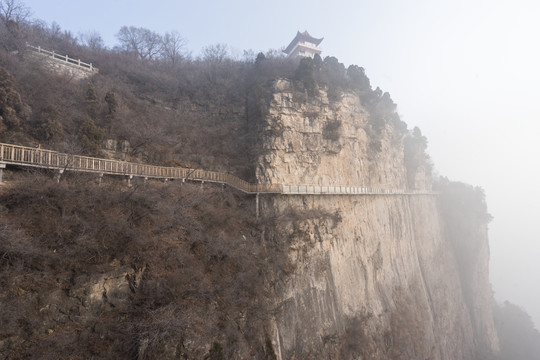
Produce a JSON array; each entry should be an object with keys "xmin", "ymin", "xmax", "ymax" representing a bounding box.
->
[{"xmin": 22, "ymin": 0, "xmax": 540, "ymax": 328}]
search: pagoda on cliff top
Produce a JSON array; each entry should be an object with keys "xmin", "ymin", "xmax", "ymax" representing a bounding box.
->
[{"xmin": 283, "ymin": 31, "xmax": 323, "ymax": 58}]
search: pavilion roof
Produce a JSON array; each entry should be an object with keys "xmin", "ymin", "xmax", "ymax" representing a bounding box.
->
[{"xmin": 283, "ymin": 31, "xmax": 324, "ymax": 54}]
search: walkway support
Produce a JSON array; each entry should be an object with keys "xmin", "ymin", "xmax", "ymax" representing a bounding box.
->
[
  {"xmin": 0, "ymin": 162, "xmax": 5, "ymax": 184},
  {"xmin": 256, "ymin": 193, "xmax": 260, "ymax": 219},
  {"xmin": 56, "ymin": 169, "xmax": 64, "ymax": 183}
]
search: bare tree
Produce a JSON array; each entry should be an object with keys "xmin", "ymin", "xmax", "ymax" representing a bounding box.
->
[
  {"xmin": 0, "ymin": 0, "xmax": 30, "ymax": 23},
  {"xmin": 79, "ymin": 30, "xmax": 105, "ymax": 51},
  {"xmin": 47, "ymin": 21, "xmax": 62, "ymax": 38},
  {"xmin": 201, "ymin": 43, "xmax": 229, "ymax": 63},
  {"xmin": 0, "ymin": 0, "xmax": 30, "ymax": 52},
  {"xmin": 161, "ymin": 30, "xmax": 186, "ymax": 65},
  {"xmin": 116, "ymin": 26, "xmax": 162, "ymax": 61}
]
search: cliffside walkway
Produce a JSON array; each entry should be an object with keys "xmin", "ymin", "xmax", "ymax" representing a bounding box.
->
[{"xmin": 0, "ymin": 142, "xmax": 436, "ymax": 196}]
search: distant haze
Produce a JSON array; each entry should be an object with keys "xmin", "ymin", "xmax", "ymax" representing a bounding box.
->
[{"xmin": 23, "ymin": 0, "xmax": 540, "ymax": 328}]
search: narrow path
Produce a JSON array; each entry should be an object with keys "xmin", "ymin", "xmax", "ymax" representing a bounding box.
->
[{"xmin": 0, "ymin": 143, "xmax": 436, "ymax": 196}]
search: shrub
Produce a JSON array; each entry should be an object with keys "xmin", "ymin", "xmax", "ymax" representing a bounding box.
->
[
  {"xmin": 294, "ymin": 57, "xmax": 317, "ymax": 96},
  {"xmin": 403, "ymin": 126, "xmax": 428, "ymax": 188},
  {"xmin": 207, "ymin": 342, "xmax": 225, "ymax": 360},
  {"xmin": 322, "ymin": 119, "xmax": 341, "ymax": 141},
  {"xmin": 339, "ymin": 315, "xmax": 375, "ymax": 359},
  {"xmin": 78, "ymin": 116, "xmax": 105, "ymax": 155},
  {"xmin": 0, "ymin": 65, "xmax": 25, "ymax": 131}
]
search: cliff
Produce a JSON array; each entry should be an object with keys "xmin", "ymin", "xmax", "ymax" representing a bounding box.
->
[
  {"xmin": 0, "ymin": 60, "xmax": 502, "ymax": 358},
  {"xmin": 258, "ymin": 80, "xmax": 499, "ymax": 359}
]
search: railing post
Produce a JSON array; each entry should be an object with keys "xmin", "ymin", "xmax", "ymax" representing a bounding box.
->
[
  {"xmin": 0, "ymin": 162, "xmax": 6, "ymax": 184},
  {"xmin": 256, "ymin": 193, "xmax": 260, "ymax": 220}
]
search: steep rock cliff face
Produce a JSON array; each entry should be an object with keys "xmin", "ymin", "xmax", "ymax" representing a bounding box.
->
[
  {"xmin": 257, "ymin": 80, "xmax": 408, "ymax": 189},
  {"xmin": 258, "ymin": 80, "xmax": 499, "ymax": 359}
]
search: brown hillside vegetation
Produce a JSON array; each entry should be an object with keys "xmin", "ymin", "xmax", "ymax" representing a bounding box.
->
[{"xmin": 0, "ymin": 173, "xmax": 287, "ymax": 359}]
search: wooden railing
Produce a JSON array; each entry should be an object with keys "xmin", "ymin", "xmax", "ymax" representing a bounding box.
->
[
  {"xmin": 0, "ymin": 143, "xmax": 280, "ymax": 194},
  {"xmin": 0, "ymin": 142, "xmax": 436, "ymax": 196},
  {"xmin": 281, "ymin": 185, "xmax": 435, "ymax": 196},
  {"xmin": 26, "ymin": 44, "xmax": 97, "ymax": 72}
]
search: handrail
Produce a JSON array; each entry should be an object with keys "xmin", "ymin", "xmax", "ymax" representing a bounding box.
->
[
  {"xmin": 0, "ymin": 142, "xmax": 279, "ymax": 194},
  {"xmin": 26, "ymin": 44, "xmax": 97, "ymax": 72},
  {"xmin": 0, "ymin": 142, "xmax": 437, "ymax": 196}
]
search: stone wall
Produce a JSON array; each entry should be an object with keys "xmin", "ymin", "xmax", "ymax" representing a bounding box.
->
[{"xmin": 27, "ymin": 51, "xmax": 96, "ymax": 80}]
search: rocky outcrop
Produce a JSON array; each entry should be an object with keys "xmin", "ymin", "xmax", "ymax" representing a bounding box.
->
[
  {"xmin": 258, "ymin": 80, "xmax": 498, "ymax": 359},
  {"xmin": 257, "ymin": 79, "xmax": 408, "ymax": 189},
  {"xmin": 0, "ymin": 260, "xmax": 144, "ymax": 359}
]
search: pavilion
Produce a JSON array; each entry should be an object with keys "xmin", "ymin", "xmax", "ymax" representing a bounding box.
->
[{"xmin": 283, "ymin": 31, "xmax": 323, "ymax": 58}]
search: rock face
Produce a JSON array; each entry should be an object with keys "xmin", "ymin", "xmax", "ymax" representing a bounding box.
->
[
  {"xmin": 258, "ymin": 80, "xmax": 499, "ymax": 359},
  {"xmin": 257, "ymin": 80, "xmax": 408, "ymax": 190}
]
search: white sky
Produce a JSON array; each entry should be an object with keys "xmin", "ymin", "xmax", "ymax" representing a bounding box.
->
[{"xmin": 22, "ymin": 0, "xmax": 540, "ymax": 328}]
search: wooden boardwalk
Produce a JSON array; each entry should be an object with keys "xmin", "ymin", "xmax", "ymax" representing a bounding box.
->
[{"xmin": 0, "ymin": 143, "xmax": 435, "ymax": 196}]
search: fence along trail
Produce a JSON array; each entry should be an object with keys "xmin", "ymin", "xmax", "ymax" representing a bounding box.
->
[
  {"xmin": 26, "ymin": 44, "xmax": 97, "ymax": 72},
  {"xmin": 0, "ymin": 143, "xmax": 435, "ymax": 196}
]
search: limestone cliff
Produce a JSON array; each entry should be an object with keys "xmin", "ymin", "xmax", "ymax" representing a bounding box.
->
[{"xmin": 258, "ymin": 80, "xmax": 499, "ymax": 359}]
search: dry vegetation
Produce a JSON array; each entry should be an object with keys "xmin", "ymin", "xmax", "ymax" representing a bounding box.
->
[{"xmin": 0, "ymin": 173, "xmax": 288, "ymax": 359}]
